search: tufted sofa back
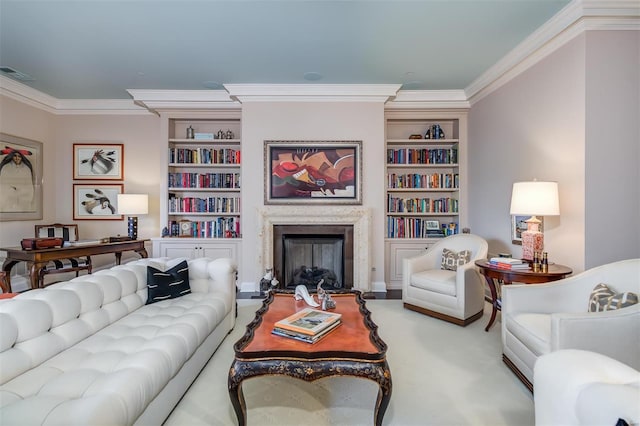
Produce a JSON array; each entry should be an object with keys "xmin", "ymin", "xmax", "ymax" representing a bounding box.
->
[{"xmin": 0, "ymin": 257, "xmax": 233, "ymax": 386}]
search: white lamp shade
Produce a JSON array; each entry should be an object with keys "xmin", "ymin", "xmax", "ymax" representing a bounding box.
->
[
  {"xmin": 510, "ymin": 181, "xmax": 559, "ymax": 216},
  {"xmin": 117, "ymin": 194, "xmax": 149, "ymax": 215}
]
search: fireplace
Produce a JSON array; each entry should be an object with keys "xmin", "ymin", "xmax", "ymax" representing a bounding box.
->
[
  {"xmin": 274, "ymin": 225, "xmax": 354, "ymax": 290},
  {"xmin": 258, "ymin": 206, "xmax": 371, "ymax": 292}
]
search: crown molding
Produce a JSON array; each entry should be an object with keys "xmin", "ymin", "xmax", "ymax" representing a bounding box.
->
[
  {"xmin": 126, "ymin": 89, "xmax": 240, "ymax": 113},
  {"xmin": 224, "ymin": 84, "xmax": 401, "ymax": 103},
  {"xmin": 386, "ymin": 90, "xmax": 469, "ymax": 109},
  {"xmin": 465, "ymin": 0, "xmax": 640, "ymax": 105},
  {"xmin": 0, "ymin": 76, "xmax": 150, "ymax": 115}
]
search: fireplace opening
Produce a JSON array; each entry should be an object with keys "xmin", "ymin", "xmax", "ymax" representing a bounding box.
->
[{"xmin": 273, "ymin": 225, "xmax": 353, "ymax": 290}]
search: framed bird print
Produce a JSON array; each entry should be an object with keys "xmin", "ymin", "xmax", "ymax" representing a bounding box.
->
[
  {"xmin": 0, "ymin": 133, "xmax": 43, "ymax": 221},
  {"xmin": 73, "ymin": 184, "xmax": 123, "ymax": 220},
  {"xmin": 73, "ymin": 143, "xmax": 124, "ymax": 180}
]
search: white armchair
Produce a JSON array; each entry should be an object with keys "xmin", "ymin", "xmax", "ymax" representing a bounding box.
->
[
  {"xmin": 502, "ymin": 258, "xmax": 640, "ymax": 391},
  {"xmin": 402, "ymin": 234, "xmax": 489, "ymax": 326},
  {"xmin": 534, "ymin": 350, "xmax": 640, "ymax": 426}
]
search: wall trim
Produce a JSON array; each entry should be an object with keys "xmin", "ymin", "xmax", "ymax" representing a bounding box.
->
[
  {"xmin": 224, "ymin": 84, "xmax": 401, "ymax": 103},
  {"xmin": 466, "ymin": 0, "xmax": 640, "ymax": 105}
]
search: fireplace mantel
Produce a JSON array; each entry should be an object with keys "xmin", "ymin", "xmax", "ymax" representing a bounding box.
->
[{"xmin": 259, "ymin": 206, "xmax": 371, "ymax": 292}]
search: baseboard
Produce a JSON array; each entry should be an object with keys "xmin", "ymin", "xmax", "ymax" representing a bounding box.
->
[
  {"xmin": 403, "ymin": 303, "xmax": 483, "ymax": 327},
  {"xmin": 239, "ymin": 281, "xmax": 258, "ymax": 293},
  {"xmin": 371, "ymin": 280, "xmax": 387, "ymax": 293}
]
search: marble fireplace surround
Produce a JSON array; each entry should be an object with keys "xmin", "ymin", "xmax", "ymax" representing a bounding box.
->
[{"xmin": 259, "ymin": 206, "xmax": 372, "ymax": 292}]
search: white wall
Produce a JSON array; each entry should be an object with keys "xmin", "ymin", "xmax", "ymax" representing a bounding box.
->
[
  {"xmin": 468, "ymin": 35, "xmax": 587, "ymax": 272},
  {"xmin": 239, "ymin": 101, "xmax": 386, "ymax": 290},
  {"xmin": 584, "ymin": 30, "xmax": 640, "ymax": 267},
  {"xmin": 0, "ymin": 97, "xmax": 161, "ymax": 290}
]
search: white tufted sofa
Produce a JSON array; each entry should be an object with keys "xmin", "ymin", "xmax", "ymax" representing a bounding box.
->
[{"xmin": 0, "ymin": 257, "xmax": 237, "ymax": 425}]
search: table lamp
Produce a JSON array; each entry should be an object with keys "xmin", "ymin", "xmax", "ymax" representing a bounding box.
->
[
  {"xmin": 509, "ymin": 181, "xmax": 559, "ymax": 261},
  {"xmin": 117, "ymin": 194, "xmax": 148, "ymax": 240}
]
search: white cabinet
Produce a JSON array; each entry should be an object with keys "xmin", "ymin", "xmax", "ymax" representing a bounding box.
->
[
  {"xmin": 384, "ymin": 110, "xmax": 468, "ymax": 288},
  {"xmin": 152, "ymin": 238, "xmax": 239, "ymax": 261}
]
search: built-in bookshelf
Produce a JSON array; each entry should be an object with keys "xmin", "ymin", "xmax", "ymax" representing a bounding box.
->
[
  {"xmin": 384, "ymin": 110, "xmax": 468, "ymax": 287},
  {"xmin": 165, "ymin": 117, "xmax": 241, "ymax": 238},
  {"xmin": 153, "ymin": 112, "xmax": 242, "ymax": 261}
]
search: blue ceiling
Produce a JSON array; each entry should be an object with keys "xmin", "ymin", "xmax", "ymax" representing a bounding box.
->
[{"xmin": 0, "ymin": 0, "xmax": 570, "ymax": 100}]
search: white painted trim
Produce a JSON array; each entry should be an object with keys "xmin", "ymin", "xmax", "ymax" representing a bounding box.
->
[
  {"xmin": 240, "ymin": 281, "xmax": 259, "ymax": 293},
  {"xmin": 224, "ymin": 84, "xmax": 401, "ymax": 103},
  {"xmin": 386, "ymin": 90, "xmax": 470, "ymax": 109},
  {"xmin": 127, "ymin": 89, "xmax": 240, "ymax": 112},
  {"xmin": 0, "ymin": 75, "xmax": 59, "ymax": 113},
  {"xmin": 371, "ymin": 281, "xmax": 388, "ymax": 293},
  {"xmin": 465, "ymin": 0, "xmax": 640, "ymax": 105}
]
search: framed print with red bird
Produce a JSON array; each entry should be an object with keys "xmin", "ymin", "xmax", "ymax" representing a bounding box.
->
[
  {"xmin": 265, "ymin": 141, "xmax": 362, "ymax": 205},
  {"xmin": 0, "ymin": 133, "xmax": 43, "ymax": 221},
  {"xmin": 73, "ymin": 143, "xmax": 124, "ymax": 180}
]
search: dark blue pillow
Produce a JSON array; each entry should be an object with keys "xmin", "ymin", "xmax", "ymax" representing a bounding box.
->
[{"xmin": 146, "ymin": 260, "xmax": 191, "ymax": 304}]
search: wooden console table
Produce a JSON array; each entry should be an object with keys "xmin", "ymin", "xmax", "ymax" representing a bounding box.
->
[
  {"xmin": 474, "ymin": 259, "xmax": 572, "ymax": 332},
  {"xmin": 1, "ymin": 239, "xmax": 149, "ymax": 291}
]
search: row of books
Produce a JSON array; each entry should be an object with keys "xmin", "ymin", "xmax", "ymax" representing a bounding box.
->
[
  {"xmin": 169, "ymin": 148, "xmax": 240, "ymax": 165},
  {"xmin": 168, "ymin": 218, "xmax": 240, "ymax": 238},
  {"xmin": 488, "ymin": 257, "xmax": 530, "ymax": 270},
  {"xmin": 387, "ymin": 148, "xmax": 458, "ymax": 165},
  {"xmin": 168, "ymin": 196, "xmax": 240, "ymax": 213},
  {"xmin": 168, "ymin": 172, "xmax": 240, "ymax": 189},
  {"xmin": 387, "ymin": 217, "xmax": 459, "ymax": 239},
  {"xmin": 272, "ymin": 308, "xmax": 342, "ymax": 344},
  {"xmin": 387, "ymin": 195, "xmax": 459, "ymax": 214},
  {"xmin": 387, "ymin": 173, "xmax": 459, "ymax": 190}
]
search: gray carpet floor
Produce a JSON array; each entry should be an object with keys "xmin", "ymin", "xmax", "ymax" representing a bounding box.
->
[{"xmin": 164, "ymin": 299, "xmax": 534, "ymax": 426}]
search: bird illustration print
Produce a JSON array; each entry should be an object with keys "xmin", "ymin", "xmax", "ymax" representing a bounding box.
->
[
  {"xmin": 82, "ymin": 189, "xmax": 116, "ymax": 214},
  {"xmin": 81, "ymin": 149, "xmax": 116, "ymax": 175}
]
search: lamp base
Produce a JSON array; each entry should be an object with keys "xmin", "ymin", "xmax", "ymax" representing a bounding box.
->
[
  {"xmin": 127, "ymin": 216, "xmax": 138, "ymax": 240},
  {"xmin": 521, "ymin": 216, "xmax": 543, "ymax": 261}
]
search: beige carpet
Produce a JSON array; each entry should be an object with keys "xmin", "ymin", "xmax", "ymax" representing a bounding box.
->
[{"xmin": 164, "ymin": 299, "xmax": 534, "ymax": 426}]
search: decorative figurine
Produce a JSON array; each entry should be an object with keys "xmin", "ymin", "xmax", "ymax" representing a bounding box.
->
[
  {"xmin": 260, "ymin": 268, "xmax": 279, "ymax": 295},
  {"xmin": 161, "ymin": 226, "xmax": 170, "ymax": 237},
  {"xmin": 226, "ymin": 129, "xmax": 234, "ymax": 139},
  {"xmin": 316, "ymin": 279, "xmax": 336, "ymax": 310},
  {"xmin": 294, "ymin": 285, "xmax": 320, "ymax": 307}
]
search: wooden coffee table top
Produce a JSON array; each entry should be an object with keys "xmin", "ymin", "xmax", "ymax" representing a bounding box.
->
[{"xmin": 234, "ymin": 291, "xmax": 386, "ymax": 361}]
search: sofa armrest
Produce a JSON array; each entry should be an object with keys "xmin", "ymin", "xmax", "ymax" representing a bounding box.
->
[
  {"xmin": 534, "ymin": 349, "xmax": 640, "ymax": 426},
  {"xmin": 502, "ymin": 279, "xmax": 594, "ymax": 315},
  {"xmin": 207, "ymin": 257, "xmax": 237, "ymax": 293},
  {"xmin": 550, "ymin": 307, "xmax": 640, "ymax": 370}
]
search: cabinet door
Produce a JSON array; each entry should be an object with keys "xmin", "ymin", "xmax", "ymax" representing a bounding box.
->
[
  {"xmin": 200, "ymin": 242, "xmax": 237, "ymax": 260},
  {"xmin": 159, "ymin": 242, "xmax": 200, "ymax": 259},
  {"xmin": 385, "ymin": 241, "xmax": 434, "ymax": 286}
]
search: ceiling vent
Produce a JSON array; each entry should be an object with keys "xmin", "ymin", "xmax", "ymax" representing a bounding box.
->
[{"xmin": 0, "ymin": 66, "xmax": 34, "ymax": 81}]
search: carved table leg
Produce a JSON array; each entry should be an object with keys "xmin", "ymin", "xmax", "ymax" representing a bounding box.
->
[
  {"xmin": 1, "ymin": 259, "xmax": 19, "ymax": 293},
  {"xmin": 484, "ymin": 276, "xmax": 498, "ymax": 332},
  {"xmin": 228, "ymin": 360, "xmax": 247, "ymax": 426}
]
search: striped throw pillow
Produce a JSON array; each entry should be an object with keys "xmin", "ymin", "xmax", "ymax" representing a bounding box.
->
[{"xmin": 588, "ymin": 283, "xmax": 638, "ymax": 312}]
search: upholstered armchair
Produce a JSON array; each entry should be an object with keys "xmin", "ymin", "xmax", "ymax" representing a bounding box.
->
[
  {"xmin": 534, "ymin": 350, "xmax": 640, "ymax": 426},
  {"xmin": 502, "ymin": 258, "xmax": 640, "ymax": 391},
  {"xmin": 402, "ymin": 234, "xmax": 489, "ymax": 326}
]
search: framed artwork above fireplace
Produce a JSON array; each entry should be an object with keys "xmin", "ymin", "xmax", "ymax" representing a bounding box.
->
[{"xmin": 265, "ymin": 140, "xmax": 362, "ymax": 205}]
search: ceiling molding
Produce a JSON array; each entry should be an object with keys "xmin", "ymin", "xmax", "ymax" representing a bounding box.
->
[
  {"xmin": 224, "ymin": 84, "xmax": 401, "ymax": 103},
  {"xmin": 0, "ymin": 75, "xmax": 59, "ymax": 114},
  {"xmin": 465, "ymin": 0, "xmax": 640, "ymax": 105},
  {"xmin": 126, "ymin": 89, "xmax": 240, "ymax": 113},
  {"xmin": 386, "ymin": 90, "xmax": 469, "ymax": 109}
]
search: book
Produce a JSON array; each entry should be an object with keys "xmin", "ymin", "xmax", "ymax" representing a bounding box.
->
[
  {"xmin": 489, "ymin": 257, "xmax": 525, "ymax": 265},
  {"xmin": 272, "ymin": 320, "xmax": 342, "ymax": 344},
  {"xmin": 274, "ymin": 308, "xmax": 342, "ymax": 336}
]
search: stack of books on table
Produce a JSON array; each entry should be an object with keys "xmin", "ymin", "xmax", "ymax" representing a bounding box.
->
[
  {"xmin": 488, "ymin": 257, "xmax": 530, "ymax": 270},
  {"xmin": 272, "ymin": 308, "xmax": 342, "ymax": 344}
]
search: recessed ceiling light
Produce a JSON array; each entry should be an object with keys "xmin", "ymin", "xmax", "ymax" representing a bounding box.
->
[
  {"xmin": 303, "ymin": 72, "xmax": 322, "ymax": 81},
  {"xmin": 0, "ymin": 66, "xmax": 34, "ymax": 81},
  {"xmin": 203, "ymin": 81, "xmax": 222, "ymax": 89}
]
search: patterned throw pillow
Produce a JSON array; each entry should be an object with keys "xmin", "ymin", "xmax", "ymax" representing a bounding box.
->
[
  {"xmin": 588, "ymin": 283, "xmax": 638, "ymax": 312},
  {"xmin": 441, "ymin": 248, "xmax": 472, "ymax": 271},
  {"xmin": 146, "ymin": 260, "xmax": 191, "ymax": 305}
]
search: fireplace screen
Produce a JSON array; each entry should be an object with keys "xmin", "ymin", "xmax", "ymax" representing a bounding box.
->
[{"xmin": 283, "ymin": 235, "xmax": 344, "ymax": 289}]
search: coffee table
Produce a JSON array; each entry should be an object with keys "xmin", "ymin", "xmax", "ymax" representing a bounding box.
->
[{"xmin": 228, "ymin": 290, "xmax": 392, "ymax": 426}]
